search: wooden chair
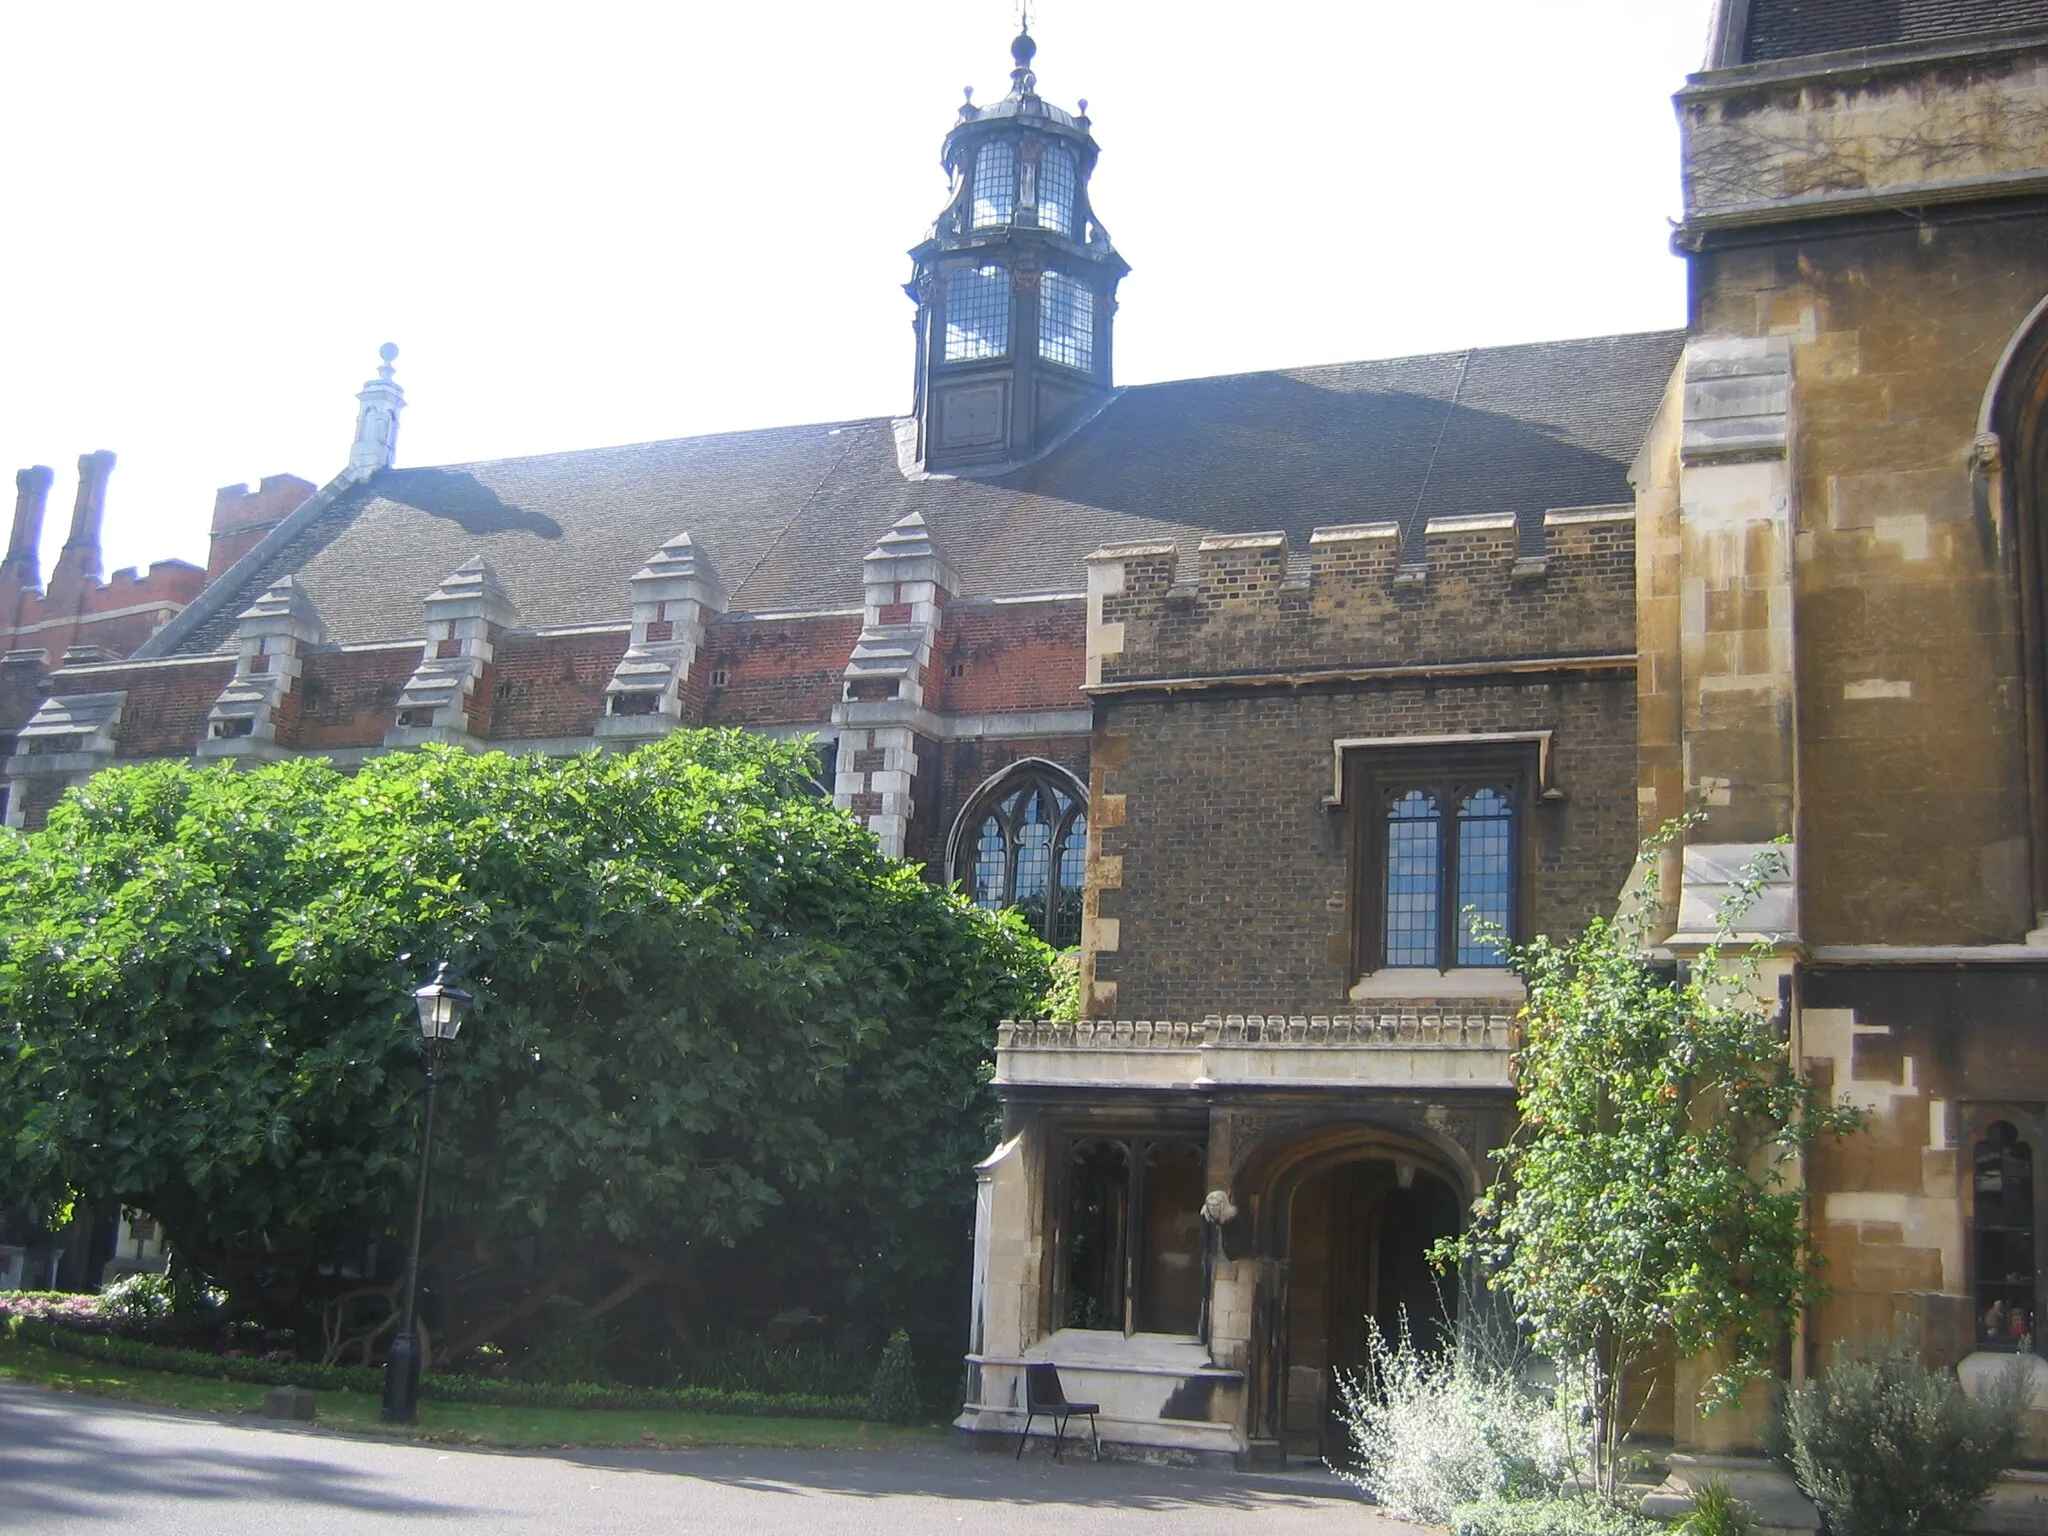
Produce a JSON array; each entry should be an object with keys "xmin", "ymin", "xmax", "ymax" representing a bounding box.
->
[{"xmin": 1017, "ymin": 1362, "xmax": 1100, "ymax": 1461}]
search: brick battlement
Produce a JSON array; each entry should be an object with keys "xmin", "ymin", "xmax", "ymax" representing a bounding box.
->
[{"xmin": 1087, "ymin": 507, "xmax": 1634, "ymax": 686}]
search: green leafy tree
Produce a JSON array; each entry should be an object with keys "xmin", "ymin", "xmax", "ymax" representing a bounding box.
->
[
  {"xmin": 0, "ymin": 733, "xmax": 1051, "ymax": 1362},
  {"xmin": 1449, "ymin": 826, "xmax": 1864, "ymax": 1501}
]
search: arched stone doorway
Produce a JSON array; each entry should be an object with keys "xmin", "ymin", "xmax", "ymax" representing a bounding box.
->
[
  {"xmin": 1229, "ymin": 1121, "xmax": 1477, "ymax": 1464},
  {"xmin": 1283, "ymin": 1158, "xmax": 1464, "ymax": 1459}
]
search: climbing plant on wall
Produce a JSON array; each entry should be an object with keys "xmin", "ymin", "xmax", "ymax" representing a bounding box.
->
[{"xmin": 1447, "ymin": 825, "xmax": 1865, "ymax": 1503}]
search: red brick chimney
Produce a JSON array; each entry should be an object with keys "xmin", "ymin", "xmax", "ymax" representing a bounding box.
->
[
  {"xmin": 207, "ymin": 474, "xmax": 315, "ymax": 586},
  {"xmin": 4, "ymin": 466, "xmax": 51, "ymax": 592},
  {"xmin": 51, "ymin": 450, "xmax": 115, "ymax": 593}
]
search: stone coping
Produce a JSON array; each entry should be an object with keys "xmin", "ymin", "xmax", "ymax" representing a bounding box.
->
[{"xmin": 999, "ymin": 1013, "xmax": 1518, "ymax": 1051}]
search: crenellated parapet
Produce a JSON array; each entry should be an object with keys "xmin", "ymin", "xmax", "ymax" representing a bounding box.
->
[
  {"xmin": 995, "ymin": 1010, "xmax": 1518, "ymax": 1090},
  {"xmin": 1085, "ymin": 508, "xmax": 1634, "ymax": 689}
]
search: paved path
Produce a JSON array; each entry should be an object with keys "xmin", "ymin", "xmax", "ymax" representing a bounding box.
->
[{"xmin": 0, "ymin": 1382, "xmax": 1381, "ymax": 1534}]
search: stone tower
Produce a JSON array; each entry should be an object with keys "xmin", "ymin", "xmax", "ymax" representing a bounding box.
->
[{"xmin": 906, "ymin": 26, "xmax": 1129, "ymax": 474}]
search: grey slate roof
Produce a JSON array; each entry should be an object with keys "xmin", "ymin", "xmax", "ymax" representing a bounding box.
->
[
  {"xmin": 1742, "ymin": 0, "xmax": 2048, "ymax": 61},
  {"xmin": 170, "ymin": 330, "xmax": 1685, "ymax": 652}
]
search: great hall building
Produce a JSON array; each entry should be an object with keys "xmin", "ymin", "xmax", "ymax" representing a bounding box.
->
[{"xmin": 13, "ymin": 0, "xmax": 2048, "ymax": 1497}]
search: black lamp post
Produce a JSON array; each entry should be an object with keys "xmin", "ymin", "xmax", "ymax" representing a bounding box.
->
[{"xmin": 382, "ymin": 960, "xmax": 473, "ymax": 1424}]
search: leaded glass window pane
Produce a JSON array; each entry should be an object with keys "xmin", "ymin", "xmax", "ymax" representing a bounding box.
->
[
  {"xmin": 944, "ymin": 267, "xmax": 1011, "ymax": 362},
  {"xmin": 955, "ymin": 769, "xmax": 1087, "ymax": 946},
  {"xmin": 1976, "ymin": 1122, "xmax": 2037, "ymax": 1350},
  {"xmin": 1455, "ymin": 787, "xmax": 1514, "ymax": 965},
  {"xmin": 1384, "ymin": 790, "xmax": 1441, "ymax": 968},
  {"xmin": 973, "ymin": 815, "xmax": 1007, "ymax": 908},
  {"xmin": 973, "ymin": 141, "xmax": 1016, "ymax": 228},
  {"xmin": 1039, "ymin": 270, "xmax": 1094, "ymax": 372},
  {"xmin": 1039, "ymin": 146, "xmax": 1077, "ymax": 236}
]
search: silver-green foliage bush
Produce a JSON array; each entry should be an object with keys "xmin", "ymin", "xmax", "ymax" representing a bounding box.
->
[
  {"xmin": 1333, "ymin": 1315, "xmax": 1592, "ymax": 1524},
  {"xmin": 1780, "ymin": 1339, "xmax": 2030, "ymax": 1536},
  {"xmin": 1450, "ymin": 1498, "xmax": 1663, "ymax": 1536},
  {"xmin": 97, "ymin": 1271, "xmax": 175, "ymax": 1329}
]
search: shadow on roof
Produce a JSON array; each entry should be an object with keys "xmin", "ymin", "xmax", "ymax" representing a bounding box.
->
[{"xmin": 375, "ymin": 467, "xmax": 565, "ymax": 540}]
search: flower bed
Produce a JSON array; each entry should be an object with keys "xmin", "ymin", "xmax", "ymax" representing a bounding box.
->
[{"xmin": 3, "ymin": 1317, "xmax": 871, "ymax": 1420}]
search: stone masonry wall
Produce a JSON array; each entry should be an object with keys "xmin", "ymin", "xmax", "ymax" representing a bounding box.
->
[
  {"xmin": 1088, "ymin": 678, "xmax": 1637, "ymax": 1020},
  {"xmin": 1695, "ymin": 209, "xmax": 2048, "ymax": 944}
]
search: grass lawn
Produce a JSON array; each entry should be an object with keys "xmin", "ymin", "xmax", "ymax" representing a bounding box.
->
[{"xmin": 0, "ymin": 1341, "xmax": 947, "ymax": 1451}]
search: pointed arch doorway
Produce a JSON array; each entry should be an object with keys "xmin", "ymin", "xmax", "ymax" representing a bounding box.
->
[{"xmin": 1258, "ymin": 1144, "xmax": 1467, "ymax": 1461}]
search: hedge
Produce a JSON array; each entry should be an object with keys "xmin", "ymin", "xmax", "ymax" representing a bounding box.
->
[{"xmin": 3, "ymin": 1318, "xmax": 872, "ymax": 1420}]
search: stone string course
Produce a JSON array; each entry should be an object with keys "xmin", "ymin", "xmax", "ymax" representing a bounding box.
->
[{"xmin": 998, "ymin": 1011, "xmax": 1519, "ymax": 1050}]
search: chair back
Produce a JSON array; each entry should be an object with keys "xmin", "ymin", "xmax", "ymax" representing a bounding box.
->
[{"xmin": 1025, "ymin": 1361, "xmax": 1067, "ymax": 1411}]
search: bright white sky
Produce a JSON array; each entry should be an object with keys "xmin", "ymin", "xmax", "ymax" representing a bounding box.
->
[{"xmin": 2, "ymin": 0, "xmax": 1718, "ymax": 579}]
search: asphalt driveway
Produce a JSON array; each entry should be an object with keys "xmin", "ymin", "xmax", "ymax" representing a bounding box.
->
[{"xmin": 0, "ymin": 1381, "xmax": 1382, "ymax": 1534}]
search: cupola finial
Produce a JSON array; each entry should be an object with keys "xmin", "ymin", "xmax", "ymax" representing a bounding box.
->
[
  {"xmin": 1010, "ymin": 17, "xmax": 1037, "ymax": 95},
  {"xmin": 350, "ymin": 343, "xmax": 405, "ymax": 480}
]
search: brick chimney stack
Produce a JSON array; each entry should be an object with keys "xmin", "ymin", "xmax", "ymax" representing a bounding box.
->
[
  {"xmin": 55, "ymin": 449, "xmax": 115, "ymax": 589},
  {"xmin": 4, "ymin": 465, "xmax": 53, "ymax": 591}
]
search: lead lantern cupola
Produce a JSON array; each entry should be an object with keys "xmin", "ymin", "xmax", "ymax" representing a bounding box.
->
[{"xmin": 907, "ymin": 27, "xmax": 1129, "ymax": 473}]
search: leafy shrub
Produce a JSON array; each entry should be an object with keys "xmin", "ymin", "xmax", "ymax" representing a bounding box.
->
[
  {"xmin": 1780, "ymin": 1338, "xmax": 2030, "ymax": 1536},
  {"xmin": 1333, "ymin": 1314, "xmax": 1592, "ymax": 1523},
  {"xmin": 514, "ymin": 1317, "xmax": 616, "ymax": 1386},
  {"xmin": 1038, "ymin": 950, "xmax": 1082, "ymax": 1022},
  {"xmin": 0, "ymin": 1293, "xmax": 108, "ymax": 1331},
  {"xmin": 1679, "ymin": 1479, "xmax": 1755, "ymax": 1536},
  {"xmin": 867, "ymin": 1329, "xmax": 920, "ymax": 1424},
  {"xmin": 677, "ymin": 1331, "xmax": 873, "ymax": 1398},
  {"xmin": 98, "ymin": 1271, "xmax": 175, "ymax": 1329},
  {"xmin": 5, "ymin": 1318, "xmax": 870, "ymax": 1419},
  {"xmin": 1452, "ymin": 1498, "xmax": 1663, "ymax": 1536}
]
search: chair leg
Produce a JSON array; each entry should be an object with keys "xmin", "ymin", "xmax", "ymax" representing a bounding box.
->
[
  {"xmin": 1017, "ymin": 1411, "xmax": 1033, "ymax": 1459},
  {"xmin": 1088, "ymin": 1412, "xmax": 1099, "ymax": 1462},
  {"xmin": 1052, "ymin": 1411, "xmax": 1067, "ymax": 1461}
]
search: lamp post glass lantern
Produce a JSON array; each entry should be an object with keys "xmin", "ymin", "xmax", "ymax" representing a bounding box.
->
[{"xmin": 382, "ymin": 961, "xmax": 474, "ymax": 1423}]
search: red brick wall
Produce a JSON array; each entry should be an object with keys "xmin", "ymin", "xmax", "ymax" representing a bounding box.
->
[
  {"xmin": 702, "ymin": 613, "xmax": 862, "ymax": 727},
  {"xmin": 207, "ymin": 476, "xmax": 315, "ymax": 585},
  {"xmin": 295, "ymin": 648, "xmax": 417, "ymax": 750},
  {"xmin": 108, "ymin": 660, "xmax": 235, "ymax": 757},
  {"xmin": 933, "ymin": 599, "xmax": 1087, "ymax": 713},
  {"xmin": 488, "ymin": 631, "xmax": 628, "ymax": 740},
  {"xmin": 1, "ymin": 561, "xmax": 205, "ymax": 665}
]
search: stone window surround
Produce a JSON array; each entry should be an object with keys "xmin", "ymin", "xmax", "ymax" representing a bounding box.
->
[
  {"xmin": 1333, "ymin": 734, "xmax": 1550, "ymax": 1003},
  {"xmin": 1047, "ymin": 1122, "xmax": 1210, "ymax": 1344},
  {"xmin": 1962, "ymin": 1102, "xmax": 2048, "ymax": 1363}
]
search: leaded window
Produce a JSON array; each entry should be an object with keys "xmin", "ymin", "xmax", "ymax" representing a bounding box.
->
[
  {"xmin": 972, "ymin": 140, "xmax": 1016, "ymax": 228},
  {"xmin": 1349, "ymin": 750, "xmax": 1526, "ymax": 975},
  {"xmin": 944, "ymin": 266, "xmax": 1011, "ymax": 362},
  {"xmin": 1038, "ymin": 145, "xmax": 1077, "ymax": 236},
  {"xmin": 1038, "ymin": 270, "xmax": 1094, "ymax": 372},
  {"xmin": 1062, "ymin": 1133, "xmax": 1206, "ymax": 1336},
  {"xmin": 1976, "ymin": 1121, "xmax": 2038, "ymax": 1350},
  {"xmin": 957, "ymin": 767, "xmax": 1085, "ymax": 946}
]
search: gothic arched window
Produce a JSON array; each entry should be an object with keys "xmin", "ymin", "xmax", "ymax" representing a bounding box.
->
[
  {"xmin": 1039, "ymin": 270, "xmax": 1094, "ymax": 372},
  {"xmin": 944, "ymin": 266, "xmax": 1011, "ymax": 362},
  {"xmin": 1038, "ymin": 146, "xmax": 1077, "ymax": 237},
  {"xmin": 957, "ymin": 766, "xmax": 1086, "ymax": 946},
  {"xmin": 972, "ymin": 141, "xmax": 1016, "ymax": 228}
]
